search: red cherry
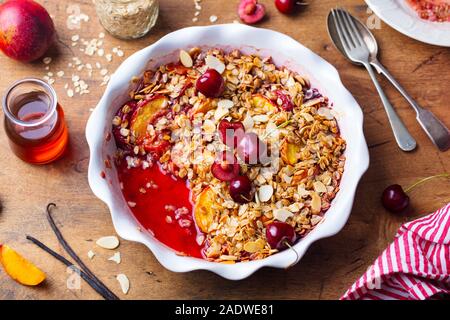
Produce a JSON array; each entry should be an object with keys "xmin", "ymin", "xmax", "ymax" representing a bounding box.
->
[
  {"xmin": 274, "ymin": 90, "xmax": 294, "ymax": 111},
  {"xmin": 238, "ymin": 0, "xmax": 266, "ymax": 24},
  {"xmin": 229, "ymin": 175, "xmax": 253, "ymax": 204},
  {"xmin": 195, "ymin": 69, "xmax": 225, "ymax": 98},
  {"xmin": 211, "ymin": 152, "xmax": 240, "ymax": 181},
  {"xmin": 381, "ymin": 184, "xmax": 410, "ymax": 213},
  {"xmin": 275, "ymin": 0, "xmax": 296, "ymax": 14},
  {"xmin": 236, "ymin": 132, "xmax": 268, "ymax": 164},
  {"xmin": 218, "ymin": 119, "xmax": 245, "ymax": 148},
  {"xmin": 266, "ymin": 221, "xmax": 297, "ymax": 250}
]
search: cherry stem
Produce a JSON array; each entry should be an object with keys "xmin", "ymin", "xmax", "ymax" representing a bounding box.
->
[
  {"xmin": 283, "ymin": 240, "xmax": 299, "ymax": 269},
  {"xmin": 404, "ymin": 173, "xmax": 449, "ymax": 193}
]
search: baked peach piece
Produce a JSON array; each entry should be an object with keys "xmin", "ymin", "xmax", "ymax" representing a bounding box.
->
[
  {"xmin": 0, "ymin": 244, "xmax": 46, "ymax": 286},
  {"xmin": 194, "ymin": 187, "xmax": 216, "ymax": 233}
]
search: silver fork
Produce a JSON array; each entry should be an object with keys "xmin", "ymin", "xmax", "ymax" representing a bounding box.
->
[{"xmin": 331, "ymin": 8, "xmax": 417, "ymax": 152}]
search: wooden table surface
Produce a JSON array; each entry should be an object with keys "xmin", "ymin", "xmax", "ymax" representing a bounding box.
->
[{"xmin": 0, "ymin": 0, "xmax": 449, "ymax": 300}]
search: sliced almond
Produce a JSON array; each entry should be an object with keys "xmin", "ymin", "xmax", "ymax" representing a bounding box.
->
[
  {"xmin": 108, "ymin": 252, "xmax": 121, "ymax": 264},
  {"xmin": 242, "ymin": 113, "xmax": 254, "ymax": 131},
  {"xmin": 217, "ymin": 99, "xmax": 233, "ymax": 109},
  {"xmin": 87, "ymin": 250, "xmax": 95, "ymax": 259},
  {"xmin": 311, "ymin": 192, "xmax": 321, "ymax": 214},
  {"xmin": 179, "ymin": 50, "xmax": 193, "ymax": 68},
  {"xmin": 214, "ymin": 106, "xmax": 229, "ymax": 121},
  {"xmin": 317, "ymin": 107, "xmax": 334, "ymax": 120},
  {"xmin": 96, "ymin": 236, "xmax": 120, "ymax": 250},
  {"xmin": 273, "ymin": 208, "xmax": 294, "ymax": 222},
  {"xmin": 313, "ymin": 181, "xmax": 327, "ymax": 194},
  {"xmin": 243, "ymin": 239, "xmax": 265, "ymax": 253},
  {"xmin": 116, "ymin": 274, "xmax": 129, "ymax": 294},
  {"xmin": 253, "ymin": 114, "xmax": 269, "ymax": 123},
  {"xmin": 301, "ymin": 113, "xmax": 315, "ymax": 123},
  {"xmin": 205, "ymin": 55, "xmax": 225, "ymax": 74},
  {"xmin": 258, "ymin": 185, "xmax": 273, "ymax": 202}
]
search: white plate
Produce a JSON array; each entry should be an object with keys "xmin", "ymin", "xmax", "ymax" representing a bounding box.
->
[
  {"xmin": 86, "ymin": 24, "xmax": 369, "ymax": 280},
  {"xmin": 366, "ymin": 0, "xmax": 450, "ymax": 47}
]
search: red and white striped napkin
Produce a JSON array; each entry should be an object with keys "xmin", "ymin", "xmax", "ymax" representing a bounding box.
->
[{"xmin": 341, "ymin": 203, "xmax": 450, "ymax": 300}]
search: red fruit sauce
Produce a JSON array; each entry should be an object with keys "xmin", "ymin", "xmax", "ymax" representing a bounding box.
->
[{"xmin": 117, "ymin": 161, "xmax": 203, "ymax": 258}]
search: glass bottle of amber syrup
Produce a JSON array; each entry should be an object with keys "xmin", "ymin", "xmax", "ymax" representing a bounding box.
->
[{"xmin": 2, "ymin": 78, "xmax": 69, "ymax": 164}]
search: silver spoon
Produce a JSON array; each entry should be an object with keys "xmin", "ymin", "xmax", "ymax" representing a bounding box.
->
[{"xmin": 327, "ymin": 10, "xmax": 450, "ymax": 152}]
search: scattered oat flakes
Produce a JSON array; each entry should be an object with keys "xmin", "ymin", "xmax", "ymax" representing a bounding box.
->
[
  {"xmin": 87, "ymin": 250, "xmax": 95, "ymax": 259},
  {"xmin": 209, "ymin": 15, "xmax": 218, "ymax": 23}
]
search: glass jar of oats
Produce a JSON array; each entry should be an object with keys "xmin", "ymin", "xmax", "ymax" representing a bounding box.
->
[{"xmin": 94, "ymin": 0, "xmax": 159, "ymax": 39}]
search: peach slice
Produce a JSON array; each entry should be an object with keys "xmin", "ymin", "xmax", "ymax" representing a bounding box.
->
[
  {"xmin": 130, "ymin": 95, "xmax": 169, "ymax": 140},
  {"xmin": 0, "ymin": 244, "xmax": 46, "ymax": 286},
  {"xmin": 250, "ymin": 94, "xmax": 276, "ymax": 112},
  {"xmin": 281, "ymin": 140, "xmax": 301, "ymax": 165},
  {"xmin": 194, "ymin": 187, "xmax": 216, "ymax": 233}
]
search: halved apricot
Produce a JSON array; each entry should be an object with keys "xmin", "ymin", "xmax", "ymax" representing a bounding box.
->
[
  {"xmin": 281, "ymin": 140, "xmax": 301, "ymax": 165},
  {"xmin": 194, "ymin": 187, "xmax": 216, "ymax": 233},
  {"xmin": 130, "ymin": 95, "xmax": 169, "ymax": 140},
  {"xmin": 0, "ymin": 244, "xmax": 46, "ymax": 286},
  {"xmin": 250, "ymin": 94, "xmax": 276, "ymax": 112}
]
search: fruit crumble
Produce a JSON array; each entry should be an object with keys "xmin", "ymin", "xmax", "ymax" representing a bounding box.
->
[
  {"xmin": 406, "ymin": 0, "xmax": 450, "ymax": 22},
  {"xmin": 112, "ymin": 48, "xmax": 346, "ymax": 262}
]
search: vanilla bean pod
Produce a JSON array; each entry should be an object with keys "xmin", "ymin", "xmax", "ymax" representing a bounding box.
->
[
  {"xmin": 45, "ymin": 203, "xmax": 119, "ymax": 300},
  {"xmin": 26, "ymin": 235, "xmax": 118, "ymax": 300}
]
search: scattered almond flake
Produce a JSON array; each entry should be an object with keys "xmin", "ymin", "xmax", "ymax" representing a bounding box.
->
[
  {"xmin": 67, "ymin": 89, "xmax": 74, "ymax": 98},
  {"xmin": 64, "ymin": 83, "xmax": 69, "ymax": 89},
  {"xmin": 96, "ymin": 236, "xmax": 120, "ymax": 250},
  {"xmin": 108, "ymin": 252, "xmax": 121, "ymax": 264},
  {"xmin": 273, "ymin": 208, "xmax": 294, "ymax": 222},
  {"xmin": 112, "ymin": 47, "xmax": 118, "ymax": 54},
  {"xmin": 116, "ymin": 274, "xmax": 129, "ymax": 294},
  {"xmin": 72, "ymin": 75, "xmax": 80, "ymax": 82},
  {"xmin": 205, "ymin": 55, "xmax": 225, "ymax": 74},
  {"xmin": 97, "ymin": 48, "xmax": 105, "ymax": 57},
  {"xmin": 47, "ymin": 72, "xmax": 53, "ymax": 77},
  {"xmin": 311, "ymin": 192, "xmax": 322, "ymax": 214},
  {"xmin": 100, "ymin": 69, "xmax": 108, "ymax": 76},
  {"xmin": 48, "ymin": 78, "xmax": 55, "ymax": 85},
  {"xmin": 99, "ymin": 32, "xmax": 105, "ymax": 38},
  {"xmin": 313, "ymin": 181, "xmax": 327, "ymax": 194},
  {"xmin": 71, "ymin": 34, "xmax": 80, "ymax": 42},
  {"xmin": 209, "ymin": 15, "xmax": 218, "ymax": 23},
  {"xmin": 105, "ymin": 54, "xmax": 113, "ymax": 62},
  {"xmin": 258, "ymin": 185, "xmax": 273, "ymax": 202},
  {"xmin": 43, "ymin": 57, "xmax": 52, "ymax": 64},
  {"xmin": 192, "ymin": 17, "xmax": 198, "ymax": 22},
  {"xmin": 87, "ymin": 250, "xmax": 95, "ymax": 259},
  {"xmin": 96, "ymin": 62, "xmax": 102, "ymax": 69},
  {"xmin": 217, "ymin": 99, "xmax": 233, "ymax": 109},
  {"xmin": 43, "ymin": 75, "xmax": 50, "ymax": 81},
  {"xmin": 127, "ymin": 201, "xmax": 136, "ymax": 207},
  {"xmin": 117, "ymin": 49, "xmax": 124, "ymax": 57},
  {"xmin": 57, "ymin": 71, "xmax": 65, "ymax": 77},
  {"xmin": 179, "ymin": 50, "xmax": 193, "ymax": 68},
  {"xmin": 195, "ymin": 11, "xmax": 200, "ymax": 17}
]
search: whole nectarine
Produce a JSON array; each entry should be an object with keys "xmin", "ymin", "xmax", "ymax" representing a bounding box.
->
[{"xmin": 0, "ymin": 0, "xmax": 55, "ymax": 62}]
